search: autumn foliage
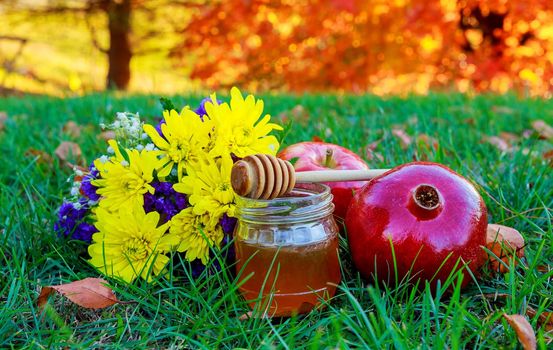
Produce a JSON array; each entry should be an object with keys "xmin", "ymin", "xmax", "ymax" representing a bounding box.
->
[{"xmin": 175, "ymin": 0, "xmax": 553, "ymax": 95}]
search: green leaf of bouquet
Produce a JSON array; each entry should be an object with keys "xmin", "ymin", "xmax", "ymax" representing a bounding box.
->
[{"xmin": 159, "ymin": 97, "xmax": 176, "ymax": 112}]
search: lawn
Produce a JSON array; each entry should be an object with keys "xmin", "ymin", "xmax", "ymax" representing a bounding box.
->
[{"xmin": 0, "ymin": 92, "xmax": 552, "ymax": 348}]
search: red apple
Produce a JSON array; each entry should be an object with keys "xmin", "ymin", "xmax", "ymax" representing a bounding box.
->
[
  {"xmin": 278, "ymin": 141, "xmax": 370, "ymax": 218},
  {"xmin": 346, "ymin": 162, "xmax": 487, "ymax": 289}
]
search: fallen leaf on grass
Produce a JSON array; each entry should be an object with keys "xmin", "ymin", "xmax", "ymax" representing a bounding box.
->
[
  {"xmin": 238, "ymin": 311, "xmax": 269, "ymax": 321},
  {"xmin": 414, "ymin": 134, "xmax": 439, "ymax": 161},
  {"xmin": 38, "ymin": 278, "xmax": 120, "ymax": 309},
  {"xmin": 25, "ymin": 148, "xmax": 54, "ymax": 165},
  {"xmin": 98, "ymin": 130, "xmax": 116, "ymax": 142},
  {"xmin": 391, "ymin": 128, "xmax": 412, "ymax": 149},
  {"xmin": 499, "ymin": 132, "xmax": 519, "ymax": 144},
  {"xmin": 0, "ymin": 111, "xmax": 7, "ymax": 132},
  {"xmin": 463, "ymin": 117, "xmax": 476, "ymax": 125},
  {"xmin": 526, "ymin": 307, "xmax": 553, "ymax": 332},
  {"xmin": 481, "ymin": 292, "xmax": 511, "ymax": 300},
  {"xmin": 531, "ymin": 120, "xmax": 553, "ymax": 140},
  {"xmin": 55, "ymin": 141, "xmax": 85, "ymax": 169},
  {"xmin": 486, "ymin": 224, "xmax": 525, "ymax": 273},
  {"xmin": 483, "ymin": 136, "xmax": 511, "ymax": 152},
  {"xmin": 311, "ymin": 136, "xmax": 324, "ymax": 142},
  {"xmin": 522, "ymin": 130, "xmax": 534, "ymax": 139},
  {"xmin": 62, "ymin": 121, "xmax": 82, "ymax": 138},
  {"xmin": 362, "ymin": 139, "xmax": 384, "ymax": 162},
  {"xmin": 279, "ymin": 105, "xmax": 310, "ymax": 125},
  {"xmin": 503, "ymin": 314, "xmax": 536, "ymax": 350},
  {"xmin": 543, "ymin": 150, "xmax": 553, "ymax": 166}
]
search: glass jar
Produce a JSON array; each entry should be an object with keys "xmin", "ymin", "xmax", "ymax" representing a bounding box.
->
[{"xmin": 234, "ymin": 183, "xmax": 341, "ymax": 317}]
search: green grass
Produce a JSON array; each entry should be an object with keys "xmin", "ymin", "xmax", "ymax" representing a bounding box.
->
[{"xmin": 0, "ymin": 92, "xmax": 552, "ymax": 348}]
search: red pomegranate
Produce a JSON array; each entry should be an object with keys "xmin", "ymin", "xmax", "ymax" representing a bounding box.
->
[{"xmin": 346, "ymin": 162, "xmax": 488, "ymax": 289}]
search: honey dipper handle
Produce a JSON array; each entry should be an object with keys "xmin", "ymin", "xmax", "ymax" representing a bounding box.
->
[{"xmin": 295, "ymin": 169, "xmax": 390, "ymax": 183}]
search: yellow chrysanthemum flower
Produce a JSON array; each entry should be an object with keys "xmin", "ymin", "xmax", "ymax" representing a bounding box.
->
[
  {"xmin": 173, "ymin": 155, "xmax": 236, "ymax": 223},
  {"xmin": 169, "ymin": 207, "xmax": 224, "ymax": 265},
  {"xmin": 206, "ymin": 87, "xmax": 282, "ymax": 158},
  {"xmin": 143, "ymin": 108, "xmax": 212, "ymax": 179},
  {"xmin": 88, "ymin": 203, "xmax": 177, "ymax": 283},
  {"xmin": 92, "ymin": 145, "xmax": 161, "ymax": 211}
]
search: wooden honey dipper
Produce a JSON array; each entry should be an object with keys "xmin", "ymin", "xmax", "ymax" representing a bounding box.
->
[{"xmin": 231, "ymin": 154, "xmax": 390, "ymax": 199}]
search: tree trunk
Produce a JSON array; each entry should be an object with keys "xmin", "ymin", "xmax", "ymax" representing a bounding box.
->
[{"xmin": 106, "ymin": 0, "xmax": 131, "ymax": 90}]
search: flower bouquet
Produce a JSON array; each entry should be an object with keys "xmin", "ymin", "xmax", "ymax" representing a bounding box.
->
[{"xmin": 54, "ymin": 87, "xmax": 283, "ymax": 283}]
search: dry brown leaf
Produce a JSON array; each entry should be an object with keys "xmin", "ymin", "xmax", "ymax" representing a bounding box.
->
[
  {"xmin": 483, "ymin": 136, "xmax": 511, "ymax": 152},
  {"xmin": 38, "ymin": 278, "xmax": 120, "ymax": 309},
  {"xmin": 416, "ymin": 134, "xmax": 439, "ymax": 149},
  {"xmin": 499, "ymin": 132, "xmax": 519, "ymax": 144},
  {"xmin": 361, "ymin": 139, "xmax": 384, "ymax": 162},
  {"xmin": 536, "ymin": 265, "xmax": 550, "ymax": 273},
  {"xmin": 486, "ymin": 224, "xmax": 525, "ymax": 273},
  {"xmin": 312, "ymin": 135, "xmax": 324, "ymax": 142},
  {"xmin": 481, "ymin": 292, "xmax": 511, "ymax": 300},
  {"xmin": 526, "ymin": 307, "xmax": 553, "ymax": 332},
  {"xmin": 238, "ymin": 311, "xmax": 270, "ymax": 320},
  {"xmin": 414, "ymin": 134, "xmax": 439, "ymax": 161},
  {"xmin": 238, "ymin": 311, "xmax": 254, "ymax": 320},
  {"xmin": 25, "ymin": 148, "xmax": 54, "ymax": 165},
  {"xmin": 503, "ymin": 314, "xmax": 536, "ymax": 350},
  {"xmin": 531, "ymin": 120, "xmax": 553, "ymax": 140},
  {"xmin": 463, "ymin": 117, "xmax": 476, "ymax": 125},
  {"xmin": 363, "ymin": 148, "xmax": 384, "ymax": 162},
  {"xmin": 98, "ymin": 130, "xmax": 116, "ymax": 142},
  {"xmin": 522, "ymin": 129, "xmax": 534, "ymax": 139},
  {"xmin": 55, "ymin": 141, "xmax": 84, "ymax": 168},
  {"xmin": 63, "ymin": 121, "xmax": 82, "ymax": 138},
  {"xmin": 0, "ymin": 111, "xmax": 7, "ymax": 132},
  {"xmin": 543, "ymin": 150, "xmax": 553, "ymax": 166},
  {"xmin": 391, "ymin": 128, "xmax": 412, "ymax": 149}
]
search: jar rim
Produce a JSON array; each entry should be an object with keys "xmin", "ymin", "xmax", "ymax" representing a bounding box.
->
[
  {"xmin": 235, "ymin": 183, "xmax": 334, "ymax": 223},
  {"xmin": 238, "ymin": 183, "xmax": 331, "ymax": 203}
]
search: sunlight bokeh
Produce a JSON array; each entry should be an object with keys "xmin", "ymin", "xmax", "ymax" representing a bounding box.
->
[{"xmin": 1, "ymin": 0, "xmax": 552, "ymax": 96}]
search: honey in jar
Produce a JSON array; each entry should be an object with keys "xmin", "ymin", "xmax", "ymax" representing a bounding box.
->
[{"xmin": 234, "ymin": 183, "xmax": 341, "ymax": 317}]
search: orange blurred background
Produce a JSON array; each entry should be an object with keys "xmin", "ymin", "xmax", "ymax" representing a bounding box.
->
[{"xmin": 1, "ymin": 0, "xmax": 552, "ymax": 96}]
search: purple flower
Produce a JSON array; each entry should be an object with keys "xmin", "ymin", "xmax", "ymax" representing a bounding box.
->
[
  {"xmin": 54, "ymin": 200, "xmax": 97, "ymax": 243},
  {"xmin": 220, "ymin": 214, "xmax": 237, "ymax": 234},
  {"xmin": 194, "ymin": 97, "xmax": 221, "ymax": 121},
  {"xmin": 154, "ymin": 118, "xmax": 165, "ymax": 136},
  {"xmin": 144, "ymin": 182, "xmax": 188, "ymax": 223},
  {"xmin": 73, "ymin": 222, "xmax": 98, "ymax": 242},
  {"xmin": 81, "ymin": 165, "xmax": 100, "ymax": 201}
]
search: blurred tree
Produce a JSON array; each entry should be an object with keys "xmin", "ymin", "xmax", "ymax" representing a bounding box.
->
[
  {"xmin": 1, "ymin": 0, "xmax": 195, "ymax": 91},
  {"xmin": 174, "ymin": 0, "xmax": 553, "ymax": 95}
]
